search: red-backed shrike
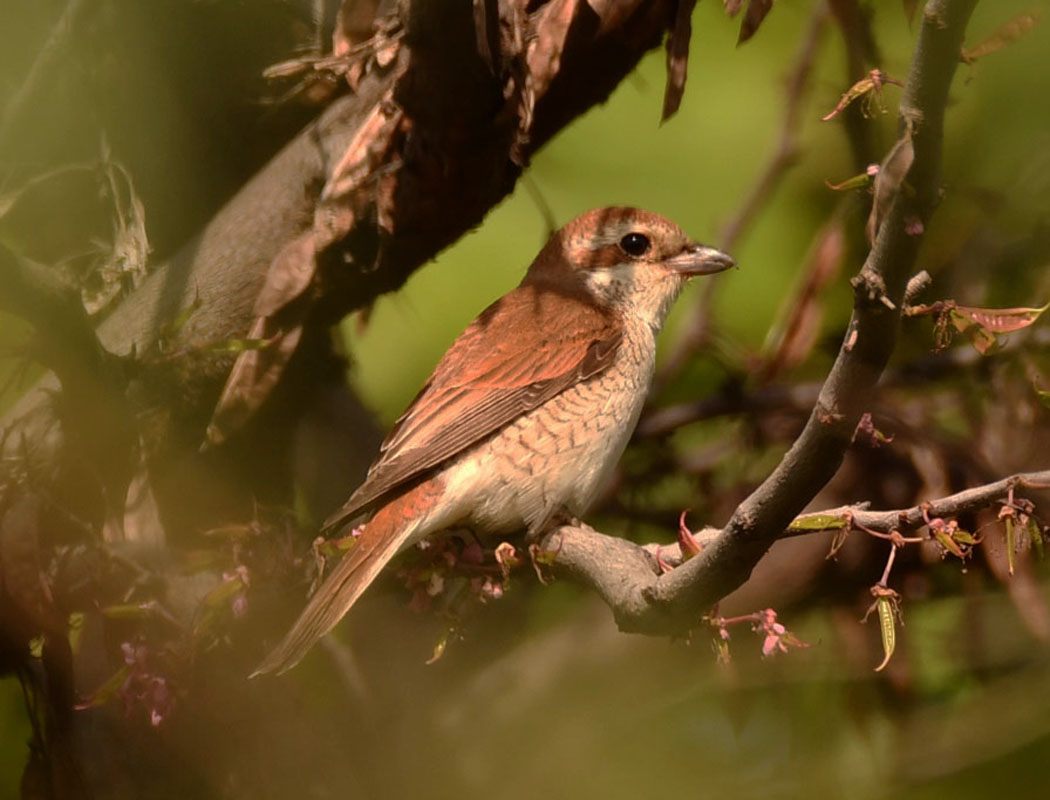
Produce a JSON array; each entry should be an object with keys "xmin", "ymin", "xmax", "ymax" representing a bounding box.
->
[{"xmin": 254, "ymin": 207, "xmax": 733, "ymax": 675}]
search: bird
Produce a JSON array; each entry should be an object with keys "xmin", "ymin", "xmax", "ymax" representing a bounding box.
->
[{"xmin": 252, "ymin": 207, "xmax": 734, "ymax": 676}]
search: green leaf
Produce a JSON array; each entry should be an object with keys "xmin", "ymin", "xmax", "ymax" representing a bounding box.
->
[
  {"xmin": 201, "ymin": 577, "xmax": 245, "ymax": 610},
  {"xmin": 193, "ymin": 577, "xmax": 246, "ymax": 637},
  {"xmin": 31, "ymin": 611, "xmax": 85, "ymax": 658},
  {"xmin": 426, "ymin": 628, "xmax": 453, "ymax": 665},
  {"xmin": 1005, "ymin": 516, "xmax": 1017, "ymax": 576},
  {"xmin": 789, "ymin": 513, "xmax": 851, "ymax": 532},
  {"xmin": 825, "ymin": 171, "xmax": 874, "ymax": 192},
  {"xmin": 317, "ymin": 532, "xmax": 360, "ymax": 560},
  {"xmin": 1027, "ymin": 517, "xmax": 1045, "ymax": 561},
  {"xmin": 205, "ymin": 337, "xmax": 276, "ymax": 354},
  {"xmin": 76, "ymin": 665, "xmax": 130, "ymax": 711},
  {"xmin": 875, "ymin": 596, "xmax": 896, "ymax": 672},
  {"xmin": 68, "ymin": 612, "xmax": 85, "ymax": 654},
  {"xmin": 950, "ymin": 310, "xmax": 999, "ymax": 354},
  {"xmin": 933, "ymin": 527, "xmax": 967, "ymax": 559},
  {"xmin": 158, "ymin": 294, "xmax": 202, "ymax": 343},
  {"xmin": 101, "ymin": 603, "xmax": 157, "ymax": 621},
  {"xmin": 182, "ymin": 548, "xmax": 223, "ymax": 573}
]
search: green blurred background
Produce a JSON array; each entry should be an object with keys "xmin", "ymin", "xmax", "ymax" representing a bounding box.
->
[{"xmin": 2, "ymin": 1, "xmax": 1050, "ymax": 797}]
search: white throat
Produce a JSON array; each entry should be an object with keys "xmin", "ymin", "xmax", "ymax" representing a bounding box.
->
[{"xmin": 583, "ymin": 264, "xmax": 685, "ymax": 334}]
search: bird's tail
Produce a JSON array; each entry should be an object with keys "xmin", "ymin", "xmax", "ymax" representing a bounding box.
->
[{"xmin": 251, "ymin": 479, "xmax": 443, "ymax": 677}]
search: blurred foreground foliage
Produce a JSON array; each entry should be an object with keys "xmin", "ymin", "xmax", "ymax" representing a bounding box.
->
[{"xmin": 1, "ymin": 1, "xmax": 1050, "ymax": 798}]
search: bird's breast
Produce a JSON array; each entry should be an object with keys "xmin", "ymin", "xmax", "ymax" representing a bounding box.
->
[{"xmin": 438, "ymin": 320, "xmax": 657, "ymax": 536}]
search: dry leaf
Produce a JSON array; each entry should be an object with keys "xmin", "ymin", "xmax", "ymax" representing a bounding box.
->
[
  {"xmin": 953, "ymin": 302, "xmax": 1049, "ymax": 333},
  {"xmin": 737, "ymin": 0, "xmax": 774, "ymax": 45},
  {"xmin": 942, "ymin": 301, "xmax": 1048, "ymax": 355},
  {"xmin": 253, "ymin": 233, "xmax": 319, "ymax": 319},
  {"xmin": 962, "ymin": 9, "xmax": 1042, "ymax": 64},
  {"xmin": 205, "ymin": 321, "xmax": 304, "ymax": 448},
  {"xmin": 519, "ymin": 0, "xmax": 583, "ymax": 161},
  {"xmin": 333, "ymin": 0, "xmax": 382, "ymax": 56},
  {"xmin": 759, "ymin": 218, "xmax": 845, "ymax": 380},
  {"xmin": 520, "ymin": 0, "xmax": 649, "ymax": 156},
  {"xmin": 525, "ymin": 0, "xmax": 583, "ymax": 113},
  {"xmin": 473, "ymin": 0, "xmax": 501, "ymax": 73},
  {"xmin": 822, "ymin": 69, "xmax": 903, "ymax": 122},
  {"xmin": 321, "ymin": 98, "xmax": 404, "ymax": 206},
  {"xmin": 105, "ymin": 443, "xmax": 165, "ymax": 546},
  {"xmin": 207, "ymin": 79, "xmax": 408, "ymax": 446},
  {"xmin": 204, "ymin": 234, "xmax": 316, "ymax": 448},
  {"xmin": 82, "ymin": 151, "xmax": 152, "ymax": 316},
  {"xmin": 662, "ymin": 0, "xmax": 697, "ymax": 122},
  {"xmin": 0, "ymin": 163, "xmax": 93, "ymax": 221},
  {"xmin": 903, "ymin": 0, "xmax": 919, "ymax": 26},
  {"xmin": 0, "ymin": 494, "xmax": 56, "ymax": 637},
  {"xmin": 866, "ymin": 128, "xmax": 915, "ymax": 244}
]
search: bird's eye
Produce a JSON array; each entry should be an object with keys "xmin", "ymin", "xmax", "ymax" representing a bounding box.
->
[{"xmin": 619, "ymin": 232, "xmax": 651, "ymax": 258}]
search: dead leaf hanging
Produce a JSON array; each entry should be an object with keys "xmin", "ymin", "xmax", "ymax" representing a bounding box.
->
[
  {"xmin": 961, "ymin": 9, "xmax": 1042, "ymax": 64},
  {"xmin": 204, "ymin": 234, "xmax": 316, "ymax": 448},
  {"xmin": 662, "ymin": 0, "xmax": 697, "ymax": 122},
  {"xmin": 866, "ymin": 125, "xmax": 915, "ymax": 245},
  {"xmin": 725, "ymin": 0, "xmax": 775, "ymax": 45}
]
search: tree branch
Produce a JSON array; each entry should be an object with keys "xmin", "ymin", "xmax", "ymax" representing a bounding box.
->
[
  {"xmin": 543, "ymin": 467, "xmax": 1047, "ymax": 631},
  {"xmin": 846, "ymin": 470, "xmax": 1050, "ymax": 534},
  {"xmin": 0, "ymin": 243, "xmax": 121, "ymax": 393},
  {"xmin": 2, "ymin": 0, "xmax": 682, "ymax": 501},
  {"xmin": 542, "ymin": 0, "xmax": 980, "ymax": 635},
  {"xmin": 0, "ymin": 244, "xmax": 135, "ymax": 498}
]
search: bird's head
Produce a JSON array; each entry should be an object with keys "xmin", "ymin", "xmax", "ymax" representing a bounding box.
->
[{"xmin": 524, "ymin": 207, "xmax": 735, "ymax": 330}]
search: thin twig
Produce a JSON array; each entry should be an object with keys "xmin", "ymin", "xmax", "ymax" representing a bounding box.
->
[
  {"xmin": 827, "ymin": 0, "xmax": 883, "ymax": 170},
  {"xmin": 656, "ymin": 3, "xmax": 830, "ymax": 384},
  {"xmin": 0, "ymin": 0, "xmax": 88, "ymax": 148},
  {"xmin": 546, "ymin": 467, "xmax": 1048, "ymax": 598},
  {"xmin": 522, "ymin": 174, "xmax": 557, "ymax": 239},
  {"xmin": 638, "ymin": 338, "xmax": 987, "ymax": 439},
  {"xmin": 877, "ymin": 542, "xmax": 898, "ymax": 587}
]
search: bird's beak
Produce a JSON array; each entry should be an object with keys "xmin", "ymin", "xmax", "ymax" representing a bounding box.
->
[{"xmin": 667, "ymin": 243, "xmax": 736, "ymax": 276}]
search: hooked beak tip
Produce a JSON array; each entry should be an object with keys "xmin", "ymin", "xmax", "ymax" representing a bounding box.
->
[{"xmin": 670, "ymin": 244, "xmax": 736, "ymax": 277}]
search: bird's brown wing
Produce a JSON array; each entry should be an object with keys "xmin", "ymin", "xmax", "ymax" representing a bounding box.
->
[{"xmin": 323, "ymin": 285, "xmax": 622, "ymax": 532}]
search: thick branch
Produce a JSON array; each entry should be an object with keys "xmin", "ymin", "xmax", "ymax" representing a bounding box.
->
[
  {"xmin": 0, "ymin": 243, "xmax": 120, "ymax": 392},
  {"xmin": 545, "ymin": 0, "xmax": 980, "ymax": 635},
  {"xmin": 0, "ymin": 245, "xmax": 134, "ymax": 488},
  {"xmin": 3, "ymin": 0, "xmax": 679, "ymax": 465}
]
